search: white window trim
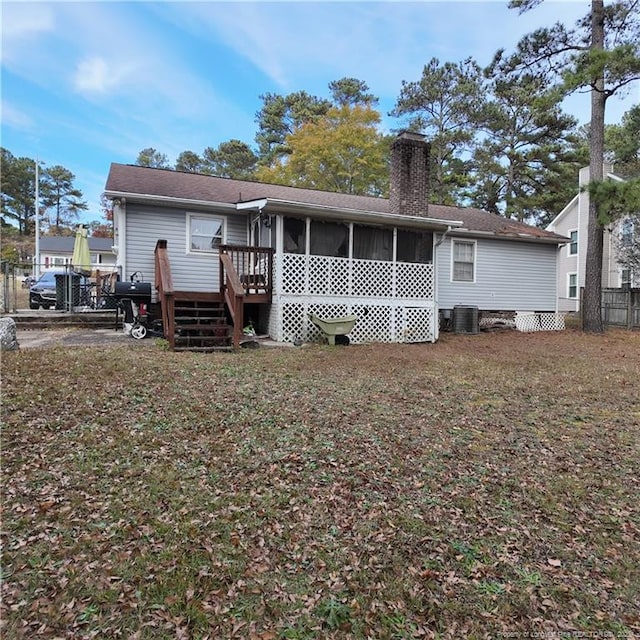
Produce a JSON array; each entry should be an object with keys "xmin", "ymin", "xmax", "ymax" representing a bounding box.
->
[
  {"xmin": 620, "ymin": 219, "xmax": 634, "ymax": 248},
  {"xmin": 568, "ymin": 272, "xmax": 578, "ymax": 299},
  {"xmin": 451, "ymin": 239, "xmax": 476, "ymax": 283},
  {"xmin": 186, "ymin": 213, "xmax": 225, "ymax": 254},
  {"xmin": 568, "ymin": 229, "xmax": 578, "ymax": 256},
  {"xmin": 620, "ymin": 268, "xmax": 631, "ymax": 288}
]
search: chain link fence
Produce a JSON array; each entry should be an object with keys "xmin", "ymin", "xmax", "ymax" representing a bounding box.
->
[{"xmin": 1, "ymin": 262, "xmax": 120, "ymax": 313}]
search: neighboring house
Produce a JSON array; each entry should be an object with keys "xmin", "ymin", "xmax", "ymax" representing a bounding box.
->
[
  {"xmin": 546, "ymin": 165, "xmax": 636, "ymax": 313},
  {"xmin": 105, "ymin": 132, "xmax": 568, "ymax": 349},
  {"xmin": 38, "ymin": 236, "xmax": 117, "ymax": 273}
]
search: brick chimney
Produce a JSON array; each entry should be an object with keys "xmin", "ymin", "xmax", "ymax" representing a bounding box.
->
[{"xmin": 389, "ymin": 131, "xmax": 430, "ymax": 217}]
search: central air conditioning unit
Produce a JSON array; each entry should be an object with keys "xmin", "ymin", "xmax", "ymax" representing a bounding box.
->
[{"xmin": 453, "ymin": 305, "xmax": 479, "ymax": 334}]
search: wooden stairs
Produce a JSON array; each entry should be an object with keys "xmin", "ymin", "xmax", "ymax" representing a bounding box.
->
[
  {"xmin": 172, "ymin": 296, "xmax": 232, "ymax": 352},
  {"xmin": 154, "ymin": 240, "xmax": 273, "ymax": 353}
]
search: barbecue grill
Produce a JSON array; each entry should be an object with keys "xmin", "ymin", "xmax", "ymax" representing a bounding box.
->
[{"xmin": 113, "ymin": 280, "xmax": 153, "ymax": 339}]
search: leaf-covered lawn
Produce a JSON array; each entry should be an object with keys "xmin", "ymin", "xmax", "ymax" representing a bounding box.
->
[{"xmin": 2, "ymin": 329, "xmax": 639, "ymax": 639}]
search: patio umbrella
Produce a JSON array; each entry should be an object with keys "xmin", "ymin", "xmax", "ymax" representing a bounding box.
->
[{"xmin": 71, "ymin": 225, "xmax": 92, "ymax": 275}]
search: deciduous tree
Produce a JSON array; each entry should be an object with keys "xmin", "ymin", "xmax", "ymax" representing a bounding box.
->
[
  {"xmin": 256, "ymin": 105, "xmax": 389, "ymax": 196},
  {"xmin": 615, "ymin": 213, "xmax": 640, "ymax": 281},
  {"xmin": 86, "ymin": 194, "xmax": 113, "ymax": 238}
]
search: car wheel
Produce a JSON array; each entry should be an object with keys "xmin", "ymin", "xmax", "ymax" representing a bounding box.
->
[{"xmin": 29, "ymin": 302, "xmax": 39, "ymax": 310}]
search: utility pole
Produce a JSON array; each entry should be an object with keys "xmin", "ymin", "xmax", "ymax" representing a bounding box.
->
[{"xmin": 34, "ymin": 158, "xmax": 40, "ymax": 278}]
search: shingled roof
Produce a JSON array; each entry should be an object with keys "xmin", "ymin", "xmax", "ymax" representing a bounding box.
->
[
  {"xmin": 105, "ymin": 163, "xmax": 567, "ymax": 243},
  {"xmin": 40, "ymin": 236, "xmax": 114, "ymax": 252}
]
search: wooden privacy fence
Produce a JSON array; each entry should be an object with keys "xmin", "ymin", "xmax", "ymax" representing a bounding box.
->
[{"xmin": 601, "ymin": 288, "xmax": 640, "ymax": 328}]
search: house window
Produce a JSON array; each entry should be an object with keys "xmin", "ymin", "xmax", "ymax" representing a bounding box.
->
[
  {"xmin": 310, "ymin": 221, "xmax": 348, "ymax": 258},
  {"xmin": 283, "ymin": 217, "xmax": 306, "ymax": 254},
  {"xmin": 452, "ymin": 240, "xmax": 475, "ymax": 282},
  {"xmin": 397, "ymin": 230, "xmax": 433, "ymax": 264},
  {"xmin": 621, "ymin": 268, "xmax": 631, "ymax": 289},
  {"xmin": 620, "ymin": 219, "xmax": 634, "ymax": 247},
  {"xmin": 569, "ymin": 230, "xmax": 578, "ymax": 255},
  {"xmin": 188, "ymin": 214, "xmax": 224, "ymax": 252},
  {"xmin": 568, "ymin": 273, "xmax": 577, "ymax": 299},
  {"xmin": 353, "ymin": 225, "xmax": 392, "ymax": 261}
]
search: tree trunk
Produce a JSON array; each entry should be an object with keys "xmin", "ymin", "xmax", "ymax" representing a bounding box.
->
[{"xmin": 582, "ymin": 0, "xmax": 606, "ymax": 333}]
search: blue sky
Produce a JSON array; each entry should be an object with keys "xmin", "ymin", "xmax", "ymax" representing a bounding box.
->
[{"xmin": 2, "ymin": 0, "xmax": 638, "ymax": 226}]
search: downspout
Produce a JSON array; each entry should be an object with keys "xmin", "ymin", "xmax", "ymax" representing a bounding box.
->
[
  {"xmin": 433, "ymin": 225, "xmax": 453, "ymax": 342},
  {"xmin": 435, "ymin": 225, "xmax": 453, "ymax": 249},
  {"xmin": 249, "ymin": 208, "xmax": 262, "ymax": 246},
  {"xmin": 112, "ymin": 198, "xmax": 126, "ymax": 283}
]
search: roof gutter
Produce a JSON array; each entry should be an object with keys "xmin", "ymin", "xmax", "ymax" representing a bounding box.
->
[
  {"xmin": 451, "ymin": 228, "xmax": 569, "ymax": 245},
  {"xmin": 104, "ymin": 190, "xmax": 240, "ymax": 213}
]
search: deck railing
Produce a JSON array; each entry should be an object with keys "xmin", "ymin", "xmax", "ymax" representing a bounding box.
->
[
  {"xmin": 154, "ymin": 239, "xmax": 176, "ymax": 350},
  {"xmin": 219, "ymin": 245, "xmax": 274, "ymax": 296}
]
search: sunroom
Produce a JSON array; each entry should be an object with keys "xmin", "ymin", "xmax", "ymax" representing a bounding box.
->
[{"xmin": 233, "ymin": 199, "xmax": 462, "ymax": 344}]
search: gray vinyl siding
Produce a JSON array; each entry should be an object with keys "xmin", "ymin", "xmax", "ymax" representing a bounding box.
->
[
  {"xmin": 437, "ymin": 236, "xmax": 558, "ymax": 311},
  {"xmin": 125, "ymin": 204, "xmax": 248, "ymax": 293},
  {"xmin": 549, "ymin": 203, "xmax": 580, "ymax": 312}
]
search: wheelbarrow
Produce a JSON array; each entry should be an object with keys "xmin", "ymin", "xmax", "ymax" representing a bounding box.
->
[{"xmin": 308, "ymin": 312, "xmax": 358, "ymax": 345}]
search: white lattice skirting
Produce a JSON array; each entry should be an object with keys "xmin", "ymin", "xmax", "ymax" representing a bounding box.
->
[
  {"xmin": 269, "ymin": 299, "xmax": 436, "ymax": 344},
  {"xmin": 267, "ymin": 253, "xmax": 437, "ymax": 344},
  {"xmin": 515, "ymin": 312, "xmax": 566, "ymax": 333}
]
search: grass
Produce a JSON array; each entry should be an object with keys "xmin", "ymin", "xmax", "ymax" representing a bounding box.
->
[{"xmin": 2, "ymin": 328, "xmax": 639, "ymax": 639}]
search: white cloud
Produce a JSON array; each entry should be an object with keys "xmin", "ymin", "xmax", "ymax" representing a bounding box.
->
[
  {"xmin": 1, "ymin": 3, "xmax": 58, "ymax": 76},
  {"xmin": 152, "ymin": 2, "xmax": 594, "ymax": 98},
  {"xmin": 150, "ymin": 2, "xmax": 293, "ymax": 86},
  {"xmin": 74, "ymin": 56, "xmax": 119, "ymax": 95},
  {"xmin": 1, "ymin": 100, "xmax": 34, "ymax": 130},
  {"xmin": 1, "ymin": 2, "xmax": 54, "ymax": 40}
]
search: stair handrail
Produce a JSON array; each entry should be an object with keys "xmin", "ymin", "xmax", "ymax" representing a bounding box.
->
[
  {"xmin": 154, "ymin": 240, "xmax": 176, "ymax": 350},
  {"xmin": 219, "ymin": 244, "xmax": 274, "ymax": 297},
  {"xmin": 219, "ymin": 251, "xmax": 244, "ymax": 349}
]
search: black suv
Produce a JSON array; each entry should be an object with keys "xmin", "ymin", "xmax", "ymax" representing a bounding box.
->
[{"xmin": 29, "ymin": 271, "xmax": 91, "ymax": 309}]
